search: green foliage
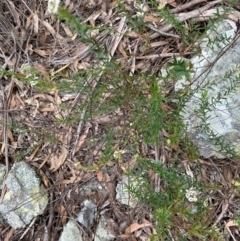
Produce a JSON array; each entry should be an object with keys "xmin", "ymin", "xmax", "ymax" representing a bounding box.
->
[
  {"xmin": 127, "ymin": 158, "xmax": 221, "ymax": 240},
  {"xmin": 2, "ymin": 1, "xmax": 240, "ymax": 240},
  {"xmin": 116, "ymin": 0, "xmax": 148, "ymax": 32},
  {"xmin": 157, "ymin": 7, "xmax": 202, "ymax": 46},
  {"xmin": 167, "ymin": 56, "xmax": 194, "ymax": 80},
  {"xmin": 57, "ymin": 7, "xmax": 92, "ymax": 41}
]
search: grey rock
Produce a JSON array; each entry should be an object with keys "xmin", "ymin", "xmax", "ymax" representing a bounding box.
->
[
  {"xmin": 77, "ymin": 199, "xmax": 97, "ymax": 227},
  {"xmin": 94, "ymin": 216, "xmax": 115, "ymax": 241},
  {"xmin": 0, "ymin": 161, "xmax": 48, "ymax": 229},
  {"xmin": 175, "ymin": 19, "xmax": 240, "ymax": 158},
  {"xmin": 59, "ymin": 220, "xmax": 83, "ymax": 241},
  {"xmin": 116, "ymin": 176, "xmax": 139, "ymax": 208}
]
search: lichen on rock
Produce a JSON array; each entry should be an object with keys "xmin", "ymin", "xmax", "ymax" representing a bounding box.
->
[
  {"xmin": 0, "ymin": 161, "xmax": 48, "ymax": 229},
  {"xmin": 175, "ymin": 19, "xmax": 240, "ymax": 158}
]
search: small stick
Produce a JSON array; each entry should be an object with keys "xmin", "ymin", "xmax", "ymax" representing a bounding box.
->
[
  {"xmin": 213, "ymin": 193, "xmax": 234, "ymax": 227},
  {"xmin": 171, "ymin": 0, "xmax": 208, "ymax": 14},
  {"xmin": 148, "ymin": 24, "xmax": 180, "ymax": 38},
  {"xmin": 150, "ymin": 0, "xmax": 222, "ymax": 39},
  {"xmin": 0, "ymin": 109, "xmax": 22, "ymax": 112},
  {"xmin": 136, "ymin": 52, "xmax": 193, "ymax": 59}
]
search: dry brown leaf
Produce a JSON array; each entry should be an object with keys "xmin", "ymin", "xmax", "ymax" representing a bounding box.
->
[
  {"xmin": 25, "ymin": 97, "xmax": 39, "ymax": 106},
  {"xmin": 162, "ymin": 103, "xmax": 173, "ymax": 112},
  {"xmin": 97, "ymin": 170, "xmax": 103, "ymax": 181},
  {"xmin": 4, "ymin": 228, "xmax": 14, "ymax": 241},
  {"xmin": 78, "ymin": 62, "xmax": 90, "ymax": 70},
  {"xmin": 9, "ymin": 95, "xmax": 16, "ymax": 109},
  {"xmin": 71, "ymin": 33, "xmax": 78, "ymax": 41},
  {"xmin": 150, "ymin": 41, "xmax": 168, "ymax": 48},
  {"xmin": 118, "ymin": 41, "xmax": 128, "ymax": 58},
  {"xmin": 118, "ymin": 234, "xmax": 131, "ymax": 238},
  {"xmin": 39, "ymin": 32, "xmax": 47, "ymax": 47},
  {"xmin": 54, "ymin": 177, "xmax": 76, "ymax": 186},
  {"xmin": 53, "ymin": 162, "xmax": 82, "ymax": 185},
  {"xmin": 14, "ymin": 92, "xmax": 25, "ymax": 106},
  {"xmin": 53, "ymin": 173, "xmax": 82, "ymax": 185},
  {"xmin": 60, "ymin": 204, "xmax": 67, "ymax": 226},
  {"xmin": 119, "ymin": 157, "xmax": 137, "ymax": 172},
  {"xmin": 61, "ymin": 93, "xmax": 78, "ymax": 101},
  {"xmin": 113, "ymin": 206, "xmax": 125, "ymax": 220},
  {"xmin": 142, "ymin": 218, "xmax": 153, "ymax": 225},
  {"xmin": 34, "ymin": 62, "xmax": 48, "ymax": 74},
  {"xmin": 118, "ymin": 234, "xmax": 137, "ymax": 240},
  {"xmin": 142, "ymin": 226, "xmax": 152, "ymax": 235},
  {"xmin": 93, "ymin": 115, "xmax": 113, "ymax": 124},
  {"xmin": 54, "ymin": 91, "xmax": 62, "ymax": 105},
  {"xmin": 34, "ymin": 48, "xmax": 49, "ymax": 57},
  {"xmin": 225, "ymin": 220, "xmax": 238, "ymax": 227},
  {"xmin": 126, "ymin": 31, "xmax": 141, "ymax": 38},
  {"xmin": 49, "ymin": 147, "xmax": 68, "ymax": 172},
  {"xmin": 33, "ymin": 94, "xmax": 55, "ymax": 102},
  {"xmin": 144, "ymin": 15, "xmax": 161, "ymax": 23},
  {"xmin": 42, "ymin": 21, "xmax": 64, "ymax": 39},
  {"xmin": 73, "ymin": 58, "xmax": 79, "ymax": 69},
  {"xmin": 8, "ymin": 0, "xmax": 21, "ymax": 28},
  {"xmin": 38, "ymin": 169, "xmax": 49, "ymax": 188},
  {"xmin": 152, "ymin": 227, "xmax": 157, "ymax": 234},
  {"xmin": 42, "ymin": 20, "xmax": 56, "ymax": 36},
  {"xmin": 103, "ymin": 172, "xmax": 115, "ymax": 200},
  {"xmin": 25, "ymin": 145, "xmax": 41, "ymax": 161},
  {"xmin": 7, "ymin": 129, "xmax": 15, "ymax": 143},
  {"xmin": 61, "ymin": 23, "xmax": 73, "ymax": 37},
  {"xmin": 84, "ymin": 10, "xmax": 102, "ymax": 25},
  {"xmin": 56, "ymin": 127, "xmax": 69, "ymax": 145},
  {"xmin": 106, "ymin": 0, "xmax": 116, "ymax": 8},
  {"xmin": 25, "ymin": 14, "xmax": 32, "ymax": 29},
  {"xmin": 33, "ymin": 13, "xmax": 39, "ymax": 34},
  {"xmin": 222, "ymin": 165, "xmax": 233, "ymax": 184},
  {"xmin": 39, "ymin": 103, "xmax": 55, "ymax": 112},
  {"xmin": 157, "ymin": 0, "xmax": 176, "ymax": 7},
  {"xmin": 125, "ymin": 223, "xmax": 152, "ymax": 234},
  {"xmin": 74, "ymin": 123, "xmax": 91, "ymax": 153},
  {"xmin": 222, "ymin": 198, "xmax": 229, "ymax": 213}
]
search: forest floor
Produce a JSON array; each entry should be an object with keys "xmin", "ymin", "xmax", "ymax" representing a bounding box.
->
[{"xmin": 0, "ymin": 0, "xmax": 240, "ymax": 240}]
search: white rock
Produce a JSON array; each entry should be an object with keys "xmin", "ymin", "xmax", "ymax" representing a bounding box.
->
[
  {"xmin": 116, "ymin": 176, "xmax": 139, "ymax": 208},
  {"xmin": 0, "ymin": 162, "xmax": 48, "ymax": 229},
  {"xmin": 94, "ymin": 216, "xmax": 115, "ymax": 241},
  {"xmin": 59, "ymin": 220, "xmax": 83, "ymax": 241},
  {"xmin": 175, "ymin": 19, "xmax": 240, "ymax": 158}
]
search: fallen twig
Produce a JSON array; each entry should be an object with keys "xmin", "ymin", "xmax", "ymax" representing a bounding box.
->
[
  {"xmin": 171, "ymin": 0, "xmax": 208, "ymax": 14},
  {"xmin": 213, "ymin": 193, "xmax": 234, "ymax": 227},
  {"xmin": 136, "ymin": 52, "xmax": 193, "ymax": 59},
  {"xmin": 148, "ymin": 24, "xmax": 180, "ymax": 38},
  {"xmin": 150, "ymin": 0, "xmax": 222, "ymax": 39}
]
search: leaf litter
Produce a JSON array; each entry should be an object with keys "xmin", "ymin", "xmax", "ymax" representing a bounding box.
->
[{"xmin": 0, "ymin": 0, "xmax": 239, "ymax": 240}]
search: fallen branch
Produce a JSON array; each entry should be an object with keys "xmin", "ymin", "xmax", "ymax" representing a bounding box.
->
[
  {"xmin": 171, "ymin": 0, "xmax": 208, "ymax": 14},
  {"xmin": 136, "ymin": 52, "xmax": 193, "ymax": 59},
  {"xmin": 150, "ymin": 0, "xmax": 223, "ymax": 39}
]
